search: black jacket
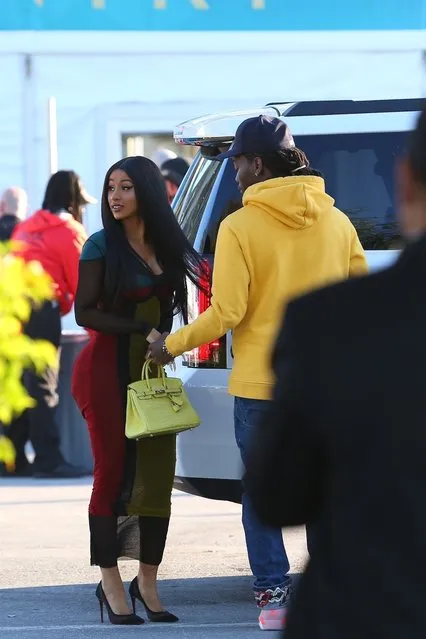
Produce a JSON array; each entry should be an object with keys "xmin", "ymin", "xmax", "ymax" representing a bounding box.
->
[
  {"xmin": 245, "ymin": 236, "xmax": 426, "ymax": 639},
  {"xmin": 0, "ymin": 214, "xmax": 20, "ymax": 241}
]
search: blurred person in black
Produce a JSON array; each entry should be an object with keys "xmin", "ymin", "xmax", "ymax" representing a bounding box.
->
[
  {"xmin": 0, "ymin": 186, "xmax": 28, "ymax": 240},
  {"xmin": 245, "ymin": 105, "xmax": 426, "ymax": 639}
]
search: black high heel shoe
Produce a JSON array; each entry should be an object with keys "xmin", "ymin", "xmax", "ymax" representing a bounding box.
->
[
  {"xmin": 96, "ymin": 582, "xmax": 145, "ymax": 625},
  {"xmin": 129, "ymin": 577, "xmax": 179, "ymax": 623}
]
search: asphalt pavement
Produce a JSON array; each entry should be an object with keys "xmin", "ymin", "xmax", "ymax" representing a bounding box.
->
[{"xmin": 0, "ymin": 478, "xmax": 307, "ymax": 638}]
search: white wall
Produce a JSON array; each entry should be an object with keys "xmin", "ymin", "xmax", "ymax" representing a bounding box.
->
[
  {"xmin": 0, "ymin": 55, "xmax": 24, "ymax": 197},
  {"xmin": 0, "ymin": 31, "xmax": 424, "ymax": 331},
  {"xmin": 0, "ymin": 32, "xmax": 425, "ymax": 219},
  {"xmin": 29, "ymin": 49, "xmax": 426, "ymax": 210}
]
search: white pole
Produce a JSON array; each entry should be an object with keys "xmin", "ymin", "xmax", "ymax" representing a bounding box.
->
[
  {"xmin": 22, "ymin": 54, "xmax": 37, "ymax": 212},
  {"xmin": 48, "ymin": 97, "xmax": 58, "ymax": 175}
]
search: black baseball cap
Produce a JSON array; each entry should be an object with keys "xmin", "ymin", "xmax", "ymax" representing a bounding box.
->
[
  {"xmin": 215, "ymin": 115, "xmax": 295, "ymax": 161},
  {"xmin": 161, "ymin": 157, "xmax": 190, "ymax": 187}
]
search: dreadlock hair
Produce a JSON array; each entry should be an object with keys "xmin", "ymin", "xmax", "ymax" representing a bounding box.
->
[{"xmin": 246, "ymin": 148, "xmax": 323, "ymax": 179}]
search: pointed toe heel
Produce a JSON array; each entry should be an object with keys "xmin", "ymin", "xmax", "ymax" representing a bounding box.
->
[
  {"xmin": 129, "ymin": 577, "xmax": 179, "ymax": 623},
  {"xmin": 96, "ymin": 582, "xmax": 145, "ymax": 625}
]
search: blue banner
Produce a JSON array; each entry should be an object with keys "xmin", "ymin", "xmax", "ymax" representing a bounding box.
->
[{"xmin": 0, "ymin": 0, "xmax": 425, "ymax": 31}]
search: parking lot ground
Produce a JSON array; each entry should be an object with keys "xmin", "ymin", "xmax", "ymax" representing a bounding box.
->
[{"xmin": 0, "ymin": 478, "xmax": 307, "ymax": 638}]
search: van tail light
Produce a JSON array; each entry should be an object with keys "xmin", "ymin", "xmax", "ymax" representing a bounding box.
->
[{"xmin": 183, "ymin": 258, "xmax": 227, "ymax": 369}]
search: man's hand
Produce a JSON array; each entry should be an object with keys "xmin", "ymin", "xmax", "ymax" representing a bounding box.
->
[{"xmin": 147, "ymin": 332, "xmax": 174, "ymax": 366}]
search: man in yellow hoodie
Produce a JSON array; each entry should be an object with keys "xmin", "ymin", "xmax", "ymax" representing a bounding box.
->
[{"xmin": 149, "ymin": 115, "xmax": 368, "ymax": 631}]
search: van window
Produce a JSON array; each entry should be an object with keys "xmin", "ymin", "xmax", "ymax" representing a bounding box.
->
[
  {"xmin": 173, "ymin": 155, "xmax": 222, "ymax": 246},
  {"xmin": 297, "ymin": 131, "xmax": 408, "ymax": 249},
  {"xmin": 174, "ymin": 153, "xmax": 241, "ymax": 253},
  {"xmin": 202, "ymin": 160, "xmax": 242, "ymax": 254},
  {"xmin": 173, "ymin": 154, "xmax": 240, "ymax": 370}
]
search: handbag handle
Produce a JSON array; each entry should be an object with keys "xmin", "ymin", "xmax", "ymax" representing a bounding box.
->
[{"xmin": 141, "ymin": 359, "xmax": 166, "ymax": 390}]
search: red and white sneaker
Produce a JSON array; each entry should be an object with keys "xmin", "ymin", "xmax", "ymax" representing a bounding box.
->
[
  {"xmin": 258, "ymin": 606, "xmax": 288, "ymax": 631},
  {"xmin": 255, "ymin": 585, "xmax": 292, "ymax": 631}
]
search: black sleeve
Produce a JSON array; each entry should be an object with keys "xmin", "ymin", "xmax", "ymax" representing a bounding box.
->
[
  {"xmin": 74, "ymin": 259, "xmax": 153, "ymax": 336},
  {"xmin": 244, "ymin": 299, "xmax": 324, "ymax": 528},
  {"xmin": 158, "ymin": 305, "xmax": 174, "ymax": 334}
]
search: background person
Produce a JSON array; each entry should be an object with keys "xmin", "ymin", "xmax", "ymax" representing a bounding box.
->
[
  {"xmin": 9, "ymin": 170, "xmax": 93, "ymax": 478},
  {"xmin": 0, "ymin": 186, "xmax": 28, "ymax": 241},
  {"xmin": 161, "ymin": 157, "xmax": 190, "ymax": 203}
]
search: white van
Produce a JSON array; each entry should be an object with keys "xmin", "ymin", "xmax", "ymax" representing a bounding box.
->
[{"xmin": 171, "ymin": 98, "xmax": 425, "ymax": 503}]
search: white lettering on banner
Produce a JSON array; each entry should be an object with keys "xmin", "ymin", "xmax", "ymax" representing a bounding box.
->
[
  {"xmin": 34, "ymin": 0, "xmax": 106, "ymax": 6},
  {"xmin": 153, "ymin": 0, "xmax": 210, "ymax": 8},
  {"xmin": 32, "ymin": 1, "xmax": 266, "ymax": 11}
]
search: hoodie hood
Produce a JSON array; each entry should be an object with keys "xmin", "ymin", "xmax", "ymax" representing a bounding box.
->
[
  {"xmin": 11, "ymin": 209, "xmax": 87, "ymax": 317},
  {"xmin": 242, "ymin": 176, "xmax": 335, "ymax": 230},
  {"xmin": 17, "ymin": 209, "xmax": 72, "ymax": 233}
]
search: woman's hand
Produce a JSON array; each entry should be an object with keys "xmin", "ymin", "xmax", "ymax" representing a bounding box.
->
[
  {"xmin": 147, "ymin": 333, "xmax": 174, "ymax": 366},
  {"xmin": 146, "ymin": 328, "xmax": 162, "ymax": 344}
]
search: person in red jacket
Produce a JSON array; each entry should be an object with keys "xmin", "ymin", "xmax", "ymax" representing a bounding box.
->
[{"xmin": 9, "ymin": 170, "xmax": 95, "ymax": 478}]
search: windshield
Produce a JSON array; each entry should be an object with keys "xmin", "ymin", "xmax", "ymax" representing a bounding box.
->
[{"xmin": 297, "ymin": 131, "xmax": 408, "ymax": 249}]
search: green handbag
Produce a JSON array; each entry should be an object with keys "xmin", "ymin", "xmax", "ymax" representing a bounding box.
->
[{"xmin": 125, "ymin": 359, "xmax": 201, "ymax": 440}]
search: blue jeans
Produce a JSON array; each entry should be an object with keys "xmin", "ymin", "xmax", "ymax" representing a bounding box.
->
[{"xmin": 234, "ymin": 396, "xmax": 291, "ymax": 594}]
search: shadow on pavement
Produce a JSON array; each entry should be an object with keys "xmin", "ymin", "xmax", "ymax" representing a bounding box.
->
[
  {"xmin": 0, "ymin": 478, "xmax": 195, "ymax": 492},
  {"xmin": 1, "ymin": 574, "xmax": 301, "ymax": 629},
  {"xmin": 0, "ymin": 477, "xmax": 93, "ymax": 488}
]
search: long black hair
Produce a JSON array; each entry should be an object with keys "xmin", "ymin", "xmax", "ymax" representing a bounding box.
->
[
  {"xmin": 42, "ymin": 170, "xmax": 85, "ymax": 222},
  {"xmin": 101, "ymin": 156, "xmax": 207, "ymax": 322}
]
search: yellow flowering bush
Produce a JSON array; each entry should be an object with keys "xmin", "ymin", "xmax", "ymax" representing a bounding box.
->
[{"xmin": 0, "ymin": 243, "xmax": 57, "ymax": 470}]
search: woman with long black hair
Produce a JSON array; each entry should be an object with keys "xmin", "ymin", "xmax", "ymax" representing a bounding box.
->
[{"xmin": 72, "ymin": 156, "xmax": 206, "ymax": 625}]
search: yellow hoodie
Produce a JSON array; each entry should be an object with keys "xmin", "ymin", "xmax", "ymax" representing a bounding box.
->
[{"xmin": 166, "ymin": 176, "xmax": 368, "ymax": 400}]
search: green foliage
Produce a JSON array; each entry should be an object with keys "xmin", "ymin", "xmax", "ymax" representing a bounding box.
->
[{"xmin": 0, "ymin": 243, "xmax": 57, "ymax": 469}]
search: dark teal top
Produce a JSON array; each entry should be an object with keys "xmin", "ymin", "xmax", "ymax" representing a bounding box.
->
[
  {"xmin": 77, "ymin": 229, "xmax": 174, "ymax": 336},
  {"xmin": 80, "ymin": 230, "xmax": 107, "ymax": 261}
]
